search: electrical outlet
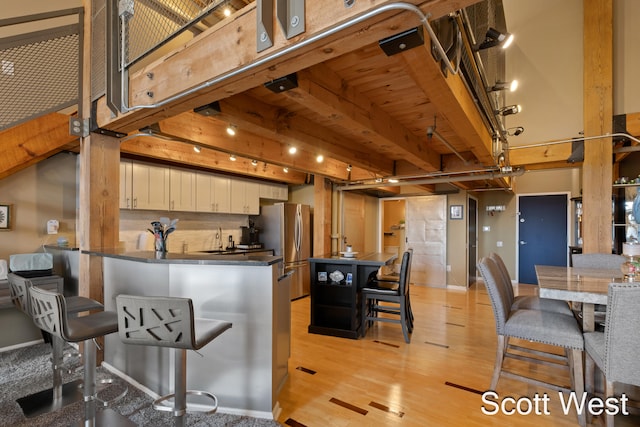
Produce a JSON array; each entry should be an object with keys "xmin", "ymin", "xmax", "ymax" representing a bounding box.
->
[{"xmin": 496, "ymin": 241, "xmax": 503, "ymax": 247}]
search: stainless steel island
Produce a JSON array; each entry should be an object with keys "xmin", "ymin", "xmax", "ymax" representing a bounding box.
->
[{"xmin": 85, "ymin": 249, "xmax": 290, "ymax": 419}]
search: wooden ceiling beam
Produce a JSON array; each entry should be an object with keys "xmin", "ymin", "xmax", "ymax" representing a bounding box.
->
[
  {"xmin": 95, "ymin": 0, "xmax": 480, "ymax": 133},
  {"xmin": 285, "ymin": 64, "xmax": 441, "ymax": 172},
  {"xmin": 216, "ymin": 93, "xmax": 394, "ymax": 174},
  {"xmin": 120, "ymin": 136, "xmax": 307, "ymax": 184},
  {"xmin": 398, "ymin": 40, "xmax": 495, "ymax": 167},
  {"xmin": 155, "ymin": 111, "xmax": 373, "ymax": 181},
  {"xmin": 0, "ymin": 112, "xmax": 77, "ymax": 179}
]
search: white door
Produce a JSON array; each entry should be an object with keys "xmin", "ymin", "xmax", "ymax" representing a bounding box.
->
[{"xmin": 406, "ymin": 196, "xmax": 447, "ymax": 287}]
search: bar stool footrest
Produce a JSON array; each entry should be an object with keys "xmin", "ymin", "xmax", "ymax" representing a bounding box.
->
[{"xmin": 153, "ymin": 390, "xmax": 219, "ymax": 415}]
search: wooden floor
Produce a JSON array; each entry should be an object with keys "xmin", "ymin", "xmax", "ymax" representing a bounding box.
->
[{"xmin": 276, "ymin": 281, "xmax": 638, "ymax": 427}]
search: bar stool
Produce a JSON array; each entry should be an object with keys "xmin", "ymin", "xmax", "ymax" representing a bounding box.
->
[
  {"xmin": 7, "ymin": 273, "xmax": 104, "ymax": 418},
  {"xmin": 28, "ymin": 286, "xmax": 133, "ymax": 426},
  {"xmin": 116, "ymin": 294, "xmax": 232, "ymax": 427}
]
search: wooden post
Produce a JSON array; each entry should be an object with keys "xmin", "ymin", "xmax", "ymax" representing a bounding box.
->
[
  {"xmin": 313, "ymin": 177, "xmax": 332, "ymax": 256},
  {"xmin": 582, "ymin": 0, "xmax": 613, "ymax": 254}
]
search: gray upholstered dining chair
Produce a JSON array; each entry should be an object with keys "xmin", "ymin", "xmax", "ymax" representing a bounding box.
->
[
  {"xmin": 571, "ymin": 253, "xmax": 626, "ymax": 269},
  {"xmin": 489, "ymin": 253, "xmax": 572, "ymax": 315},
  {"xmin": 478, "ymin": 257, "xmax": 586, "ymax": 427},
  {"xmin": 583, "ymin": 282, "xmax": 640, "ymax": 427}
]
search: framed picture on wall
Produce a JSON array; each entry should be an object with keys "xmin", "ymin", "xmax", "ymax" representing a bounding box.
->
[
  {"xmin": 0, "ymin": 204, "xmax": 11, "ymax": 230},
  {"xmin": 450, "ymin": 204, "xmax": 463, "ymax": 220}
]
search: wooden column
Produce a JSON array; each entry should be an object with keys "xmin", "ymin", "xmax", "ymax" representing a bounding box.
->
[
  {"xmin": 582, "ymin": 0, "xmax": 613, "ymax": 253},
  {"xmin": 313, "ymin": 177, "xmax": 332, "ymax": 256},
  {"xmin": 77, "ymin": 0, "xmax": 120, "ymax": 362}
]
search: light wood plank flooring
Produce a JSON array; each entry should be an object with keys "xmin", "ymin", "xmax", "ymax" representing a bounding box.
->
[{"xmin": 276, "ymin": 282, "xmax": 638, "ymax": 427}]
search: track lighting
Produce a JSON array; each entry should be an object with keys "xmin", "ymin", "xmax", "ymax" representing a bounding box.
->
[
  {"xmin": 251, "ymin": 159, "xmax": 258, "ymax": 166},
  {"xmin": 229, "ymin": 154, "xmax": 236, "ymax": 161},
  {"xmin": 506, "ymin": 126, "xmax": 525, "ymax": 136},
  {"xmin": 496, "ymin": 105, "xmax": 521, "ymax": 117},
  {"xmin": 283, "ymin": 167, "xmax": 289, "ymax": 173},
  {"xmin": 388, "ymin": 178, "xmax": 399, "ymax": 183},
  {"xmin": 226, "ymin": 124, "xmax": 237, "ymax": 136},
  {"xmin": 488, "ymin": 80, "xmax": 518, "ymax": 92},
  {"xmin": 193, "ymin": 145, "xmax": 201, "ymax": 153},
  {"xmin": 346, "ymin": 164, "xmax": 352, "ymax": 172},
  {"xmin": 475, "ymin": 27, "xmax": 513, "ymax": 51}
]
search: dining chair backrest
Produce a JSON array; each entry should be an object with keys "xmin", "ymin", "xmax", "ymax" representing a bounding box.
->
[
  {"xmin": 571, "ymin": 253, "xmax": 626, "ymax": 270},
  {"xmin": 477, "ymin": 257, "xmax": 510, "ymax": 335},
  {"xmin": 488, "ymin": 253, "xmax": 514, "ymax": 304},
  {"xmin": 397, "ymin": 250, "xmax": 411, "ymax": 297},
  {"xmin": 603, "ymin": 282, "xmax": 640, "ymax": 386},
  {"xmin": 7, "ymin": 272, "xmax": 31, "ymax": 314}
]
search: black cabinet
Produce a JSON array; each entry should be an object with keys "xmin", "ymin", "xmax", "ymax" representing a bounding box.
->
[{"xmin": 308, "ymin": 257, "xmax": 384, "ymax": 339}]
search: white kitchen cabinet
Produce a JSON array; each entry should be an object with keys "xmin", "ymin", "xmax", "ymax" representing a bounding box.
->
[
  {"xmin": 230, "ymin": 180, "xmax": 260, "ymax": 214},
  {"xmin": 131, "ymin": 162, "xmax": 170, "ymax": 210},
  {"xmin": 170, "ymin": 169, "xmax": 196, "ymax": 212},
  {"xmin": 259, "ymin": 183, "xmax": 288, "ymax": 201},
  {"xmin": 120, "ymin": 161, "xmax": 133, "ymax": 209},
  {"xmin": 195, "ymin": 173, "xmax": 230, "ymax": 213}
]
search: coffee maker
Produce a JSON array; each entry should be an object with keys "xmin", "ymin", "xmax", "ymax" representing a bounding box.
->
[{"xmin": 238, "ymin": 221, "xmax": 261, "ymax": 249}]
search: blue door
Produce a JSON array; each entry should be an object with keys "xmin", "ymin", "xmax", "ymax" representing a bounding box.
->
[{"xmin": 518, "ymin": 194, "xmax": 568, "ymax": 284}]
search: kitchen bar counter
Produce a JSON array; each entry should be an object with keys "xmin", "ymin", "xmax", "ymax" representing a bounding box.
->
[{"xmin": 88, "ymin": 248, "xmax": 288, "ymax": 419}]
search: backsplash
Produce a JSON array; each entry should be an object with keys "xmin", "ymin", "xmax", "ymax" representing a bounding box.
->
[{"xmin": 119, "ymin": 209, "xmax": 250, "ymax": 253}]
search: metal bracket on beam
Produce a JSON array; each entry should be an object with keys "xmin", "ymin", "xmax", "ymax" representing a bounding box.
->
[
  {"xmin": 257, "ymin": 0, "xmax": 274, "ymax": 52},
  {"xmin": 276, "ymin": 0, "xmax": 305, "ymax": 39},
  {"xmin": 69, "ymin": 117, "xmax": 90, "ymax": 138}
]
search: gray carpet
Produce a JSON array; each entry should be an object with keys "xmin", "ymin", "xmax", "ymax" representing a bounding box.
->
[{"xmin": 0, "ymin": 342, "xmax": 283, "ymax": 426}]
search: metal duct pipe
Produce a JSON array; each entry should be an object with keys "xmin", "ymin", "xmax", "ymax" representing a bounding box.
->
[{"xmin": 336, "ymin": 168, "xmax": 525, "ymax": 191}]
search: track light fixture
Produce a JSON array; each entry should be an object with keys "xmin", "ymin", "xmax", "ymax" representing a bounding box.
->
[
  {"xmin": 488, "ymin": 80, "xmax": 518, "ymax": 93},
  {"xmin": 226, "ymin": 124, "xmax": 237, "ymax": 136},
  {"xmin": 193, "ymin": 145, "xmax": 201, "ymax": 153},
  {"xmin": 229, "ymin": 154, "xmax": 236, "ymax": 161},
  {"xmin": 251, "ymin": 159, "xmax": 258, "ymax": 166},
  {"xmin": 283, "ymin": 167, "xmax": 289, "ymax": 173},
  {"xmin": 475, "ymin": 27, "xmax": 513, "ymax": 51},
  {"xmin": 496, "ymin": 104, "xmax": 521, "ymax": 117},
  {"xmin": 506, "ymin": 126, "xmax": 525, "ymax": 136},
  {"xmin": 346, "ymin": 164, "xmax": 352, "ymax": 172}
]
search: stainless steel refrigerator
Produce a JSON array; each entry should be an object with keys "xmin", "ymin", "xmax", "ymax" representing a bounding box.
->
[{"xmin": 260, "ymin": 203, "xmax": 311, "ymax": 300}]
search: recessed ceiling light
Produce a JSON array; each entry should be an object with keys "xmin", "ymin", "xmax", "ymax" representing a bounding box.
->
[
  {"xmin": 229, "ymin": 154, "xmax": 236, "ymax": 161},
  {"xmin": 251, "ymin": 159, "xmax": 258, "ymax": 166},
  {"xmin": 193, "ymin": 145, "xmax": 201, "ymax": 153},
  {"xmin": 316, "ymin": 154, "xmax": 324, "ymax": 163},
  {"xmin": 283, "ymin": 167, "xmax": 289, "ymax": 173},
  {"xmin": 288, "ymin": 146, "xmax": 297, "ymax": 154},
  {"xmin": 223, "ymin": 6, "xmax": 232, "ymax": 17},
  {"xmin": 226, "ymin": 125, "xmax": 237, "ymax": 136},
  {"xmin": 346, "ymin": 164, "xmax": 352, "ymax": 172}
]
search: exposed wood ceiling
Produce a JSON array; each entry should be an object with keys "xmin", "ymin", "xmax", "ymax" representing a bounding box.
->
[{"xmin": 6, "ymin": 0, "xmax": 635, "ymax": 193}]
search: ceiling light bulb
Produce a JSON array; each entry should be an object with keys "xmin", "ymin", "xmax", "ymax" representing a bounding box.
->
[
  {"xmin": 346, "ymin": 164, "xmax": 352, "ymax": 172},
  {"xmin": 229, "ymin": 154, "xmax": 236, "ymax": 161},
  {"xmin": 223, "ymin": 7, "xmax": 232, "ymax": 17},
  {"xmin": 388, "ymin": 178, "xmax": 399, "ymax": 183},
  {"xmin": 375, "ymin": 178, "xmax": 383, "ymax": 183},
  {"xmin": 193, "ymin": 145, "xmax": 201, "ymax": 153},
  {"xmin": 316, "ymin": 154, "xmax": 324, "ymax": 163},
  {"xmin": 283, "ymin": 167, "xmax": 289, "ymax": 173},
  {"xmin": 226, "ymin": 125, "xmax": 237, "ymax": 136},
  {"xmin": 251, "ymin": 159, "xmax": 258, "ymax": 166},
  {"xmin": 288, "ymin": 146, "xmax": 297, "ymax": 154}
]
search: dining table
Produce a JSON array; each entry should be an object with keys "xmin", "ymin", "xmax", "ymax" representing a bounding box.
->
[{"xmin": 535, "ymin": 264, "xmax": 625, "ymax": 331}]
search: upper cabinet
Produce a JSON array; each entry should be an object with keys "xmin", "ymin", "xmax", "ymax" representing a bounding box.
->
[
  {"xmin": 121, "ymin": 161, "xmax": 287, "ymax": 214},
  {"xmin": 131, "ymin": 162, "xmax": 170, "ymax": 210},
  {"xmin": 230, "ymin": 180, "xmax": 260, "ymax": 214},
  {"xmin": 120, "ymin": 161, "xmax": 133, "ymax": 209},
  {"xmin": 170, "ymin": 169, "xmax": 196, "ymax": 212},
  {"xmin": 259, "ymin": 183, "xmax": 288, "ymax": 201},
  {"xmin": 195, "ymin": 172, "xmax": 231, "ymax": 213}
]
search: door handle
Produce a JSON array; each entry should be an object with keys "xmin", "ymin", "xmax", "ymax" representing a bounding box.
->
[{"xmin": 519, "ymin": 240, "xmax": 527, "ymax": 245}]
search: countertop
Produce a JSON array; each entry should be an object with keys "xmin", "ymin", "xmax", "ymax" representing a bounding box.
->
[
  {"xmin": 310, "ymin": 252, "xmax": 396, "ymax": 266},
  {"xmin": 83, "ymin": 248, "xmax": 282, "ymax": 266}
]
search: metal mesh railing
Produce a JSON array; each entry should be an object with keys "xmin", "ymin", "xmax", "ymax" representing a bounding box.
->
[
  {"xmin": 123, "ymin": 0, "xmax": 226, "ymax": 68},
  {"xmin": 0, "ymin": 11, "xmax": 81, "ymax": 131}
]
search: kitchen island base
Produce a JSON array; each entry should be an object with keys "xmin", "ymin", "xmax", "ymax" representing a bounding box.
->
[{"xmin": 91, "ymin": 251, "xmax": 289, "ymax": 419}]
